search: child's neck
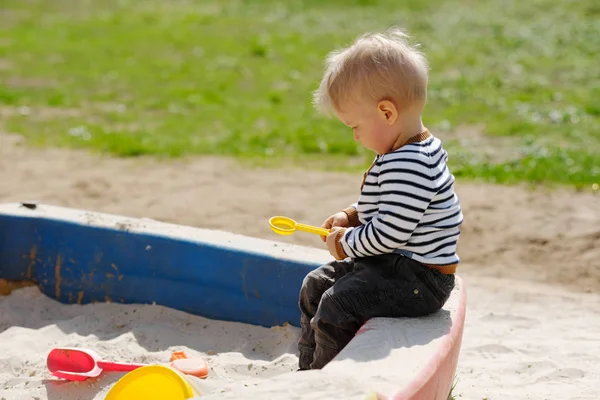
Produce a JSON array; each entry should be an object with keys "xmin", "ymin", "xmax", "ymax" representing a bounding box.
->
[{"xmin": 389, "ymin": 112, "xmax": 425, "ymax": 152}]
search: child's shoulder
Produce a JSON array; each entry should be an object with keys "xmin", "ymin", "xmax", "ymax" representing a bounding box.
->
[{"xmin": 378, "ymin": 134, "xmax": 442, "ymax": 166}]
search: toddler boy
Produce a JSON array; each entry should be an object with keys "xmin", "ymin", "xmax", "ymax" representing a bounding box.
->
[{"xmin": 298, "ymin": 28, "xmax": 463, "ymax": 370}]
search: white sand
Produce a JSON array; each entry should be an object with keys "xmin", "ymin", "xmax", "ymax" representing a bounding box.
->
[
  {"xmin": 1, "ymin": 132, "xmax": 599, "ymax": 399},
  {"xmin": 1, "ymin": 276, "xmax": 599, "ymax": 399},
  {"xmin": 0, "ymin": 286, "xmax": 300, "ymax": 400},
  {"xmin": 456, "ymin": 277, "xmax": 600, "ymax": 400}
]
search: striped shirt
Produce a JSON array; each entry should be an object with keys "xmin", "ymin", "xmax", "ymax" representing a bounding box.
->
[{"xmin": 339, "ymin": 130, "xmax": 463, "ymax": 268}]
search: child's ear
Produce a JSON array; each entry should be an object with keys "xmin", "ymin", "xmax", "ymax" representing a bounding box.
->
[{"xmin": 377, "ymin": 100, "xmax": 398, "ymax": 125}]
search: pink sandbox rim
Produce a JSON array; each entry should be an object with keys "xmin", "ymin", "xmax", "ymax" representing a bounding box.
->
[{"xmin": 389, "ymin": 276, "xmax": 467, "ymax": 400}]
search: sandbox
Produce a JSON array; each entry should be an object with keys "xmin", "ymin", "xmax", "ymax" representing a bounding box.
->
[{"xmin": 0, "ymin": 202, "xmax": 465, "ymax": 399}]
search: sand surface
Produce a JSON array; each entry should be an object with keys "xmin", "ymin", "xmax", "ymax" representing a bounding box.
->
[
  {"xmin": 1, "ymin": 132, "xmax": 600, "ymax": 399},
  {"xmin": 0, "ymin": 284, "xmax": 300, "ymax": 400},
  {"xmin": 1, "ymin": 278, "xmax": 599, "ymax": 400}
]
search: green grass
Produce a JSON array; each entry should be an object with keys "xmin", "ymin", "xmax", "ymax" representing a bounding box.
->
[
  {"xmin": 1, "ymin": 0, "xmax": 599, "ymax": 187},
  {"xmin": 448, "ymin": 375, "xmax": 460, "ymax": 399}
]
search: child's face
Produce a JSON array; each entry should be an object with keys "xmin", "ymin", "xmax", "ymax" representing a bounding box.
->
[{"xmin": 335, "ymin": 100, "xmax": 398, "ymax": 154}]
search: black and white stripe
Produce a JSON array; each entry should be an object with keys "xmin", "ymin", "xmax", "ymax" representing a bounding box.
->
[{"xmin": 341, "ymin": 135, "xmax": 462, "ymax": 266}]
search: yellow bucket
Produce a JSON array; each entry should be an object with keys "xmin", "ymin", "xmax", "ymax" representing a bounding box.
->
[{"xmin": 105, "ymin": 365, "xmax": 196, "ymax": 400}]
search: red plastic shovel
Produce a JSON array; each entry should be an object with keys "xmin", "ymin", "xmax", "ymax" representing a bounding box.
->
[
  {"xmin": 47, "ymin": 347, "xmax": 148, "ymax": 381},
  {"xmin": 47, "ymin": 347, "xmax": 210, "ymax": 381}
]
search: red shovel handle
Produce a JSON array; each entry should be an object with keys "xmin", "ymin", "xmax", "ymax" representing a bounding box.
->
[{"xmin": 97, "ymin": 360, "xmax": 148, "ymax": 372}]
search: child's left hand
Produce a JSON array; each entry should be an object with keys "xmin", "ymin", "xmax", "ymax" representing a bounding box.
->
[{"xmin": 326, "ymin": 227, "xmax": 346, "ymax": 260}]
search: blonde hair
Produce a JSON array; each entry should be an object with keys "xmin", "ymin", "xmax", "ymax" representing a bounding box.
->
[{"xmin": 313, "ymin": 28, "xmax": 429, "ymax": 115}]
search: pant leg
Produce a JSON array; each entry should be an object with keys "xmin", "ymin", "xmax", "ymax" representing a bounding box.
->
[
  {"xmin": 297, "ymin": 259, "xmax": 354, "ymax": 370},
  {"xmin": 309, "ymin": 254, "xmax": 455, "ymax": 369}
]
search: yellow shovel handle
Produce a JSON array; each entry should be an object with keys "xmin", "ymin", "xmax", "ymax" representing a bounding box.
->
[{"xmin": 295, "ymin": 223, "xmax": 330, "ymax": 237}]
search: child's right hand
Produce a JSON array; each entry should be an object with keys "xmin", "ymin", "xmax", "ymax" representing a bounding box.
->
[{"xmin": 320, "ymin": 212, "xmax": 350, "ymax": 242}]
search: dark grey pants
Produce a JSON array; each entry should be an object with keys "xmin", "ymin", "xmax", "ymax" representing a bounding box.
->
[{"xmin": 298, "ymin": 253, "xmax": 455, "ymax": 370}]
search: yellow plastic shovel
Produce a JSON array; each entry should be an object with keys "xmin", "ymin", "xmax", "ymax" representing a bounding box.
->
[{"xmin": 268, "ymin": 216, "xmax": 330, "ymax": 237}]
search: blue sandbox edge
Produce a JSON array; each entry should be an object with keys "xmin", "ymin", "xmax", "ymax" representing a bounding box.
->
[{"xmin": 0, "ymin": 203, "xmax": 327, "ymax": 328}]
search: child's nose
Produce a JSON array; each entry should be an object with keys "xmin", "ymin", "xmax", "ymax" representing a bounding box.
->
[{"xmin": 353, "ymin": 131, "xmax": 359, "ymax": 141}]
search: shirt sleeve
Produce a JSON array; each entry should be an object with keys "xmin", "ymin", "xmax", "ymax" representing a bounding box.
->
[
  {"xmin": 338, "ymin": 158, "xmax": 436, "ymax": 258},
  {"xmin": 342, "ymin": 203, "xmax": 360, "ymax": 227}
]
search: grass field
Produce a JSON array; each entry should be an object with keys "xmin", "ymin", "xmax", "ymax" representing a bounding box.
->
[{"xmin": 1, "ymin": 0, "xmax": 599, "ymax": 187}]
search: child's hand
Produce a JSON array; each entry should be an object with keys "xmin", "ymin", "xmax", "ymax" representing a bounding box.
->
[
  {"xmin": 320, "ymin": 212, "xmax": 349, "ymax": 242},
  {"xmin": 326, "ymin": 227, "xmax": 346, "ymax": 260}
]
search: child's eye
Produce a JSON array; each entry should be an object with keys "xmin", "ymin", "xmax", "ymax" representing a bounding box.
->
[{"xmin": 351, "ymin": 126, "xmax": 358, "ymax": 130}]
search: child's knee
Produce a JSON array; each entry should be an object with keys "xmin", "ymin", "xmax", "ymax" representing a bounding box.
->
[
  {"xmin": 301, "ymin": 270, "xmax": 319, "ymax": 292},
  {"xmin": 300, "ymin": 269, "xmax": 328, "ymax": 303},
  {"xmin": 311, "ymin": 291, "xmax": 348, "ymax": 327}
]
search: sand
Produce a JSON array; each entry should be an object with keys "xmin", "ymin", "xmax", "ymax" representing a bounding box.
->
[
  {"xmin": 1, "ymin": 132, "xmax": 600, "ymax": 399},
  {"xmin": 0, "ymin": 285, "xmax": 300, "ymax": 399},
  {"xmin": 2, "ymin": 277, "xmax": 599, "ymax": 399}
]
